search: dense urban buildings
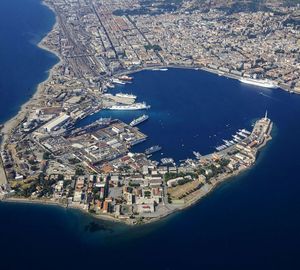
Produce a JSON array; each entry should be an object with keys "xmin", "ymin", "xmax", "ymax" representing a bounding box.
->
[{"xmin": 1, "ymin": 0, "xmax": 296, "ymax": 224}]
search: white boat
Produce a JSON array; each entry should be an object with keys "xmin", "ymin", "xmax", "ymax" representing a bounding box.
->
[
  {"xmin": 116, "ymin": 93, "xmax": 137, "ymax": 99},
  {"xmin": 237, "ymin": 131, "xmax": 248, "ymax": 138},
  {"xmin": 223, "ymin": 140, "xmax": 233, "ymax": 147},
  {"xmin": 239, "ymin": 77, "xmax": 278, "ymax": 89},
  {"xmin": 106, "ymin": 82, "xmax": 115, "ymax": 88},
  {"xmin": 193, "ymin": 151, "xmax": 202, "ymax": 159},
  {"xmin": 152, "ymin": 68, "xmax": 168, "ymax": 71},
  {"xmin": 239, "ymin": 129, "xmax": 251, "ymax": 135},
  {"xmin": 112, "ymin": 78, "xmax": 126, "ymax": 85},
  {"xmin": 161, "ymin": 158, "xmax": 175, "ymax": 165},
  {"xmin": 216, "ymin": 145, "xmax": 227, "ymax": 151},
  {"xmin": 130, "ymin": 114, "xmax": 149, "ymax": 126},
  {"xmin": 119, "ymin": 75, "xmax": 133, "ymax": 81},
  {"xmin": 232, "ymin": 135, "xmax": 242, "ymax": 141},
  {"xmin": 109, "ymin": 102, "xmax": 150, "ymax": 110}
]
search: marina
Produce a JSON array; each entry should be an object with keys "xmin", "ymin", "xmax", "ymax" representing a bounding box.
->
[
  {"xmin": 215, "ymin": 128, "xmax": 252, "ymax": 152},
  {"xmin": 0, "ymin": 0, "xmax": 300, "ymax": 269}
]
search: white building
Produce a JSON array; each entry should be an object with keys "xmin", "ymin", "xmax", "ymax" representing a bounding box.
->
[{"xmin": 43, "ymin": 113, "xmax": 70, "ymax": 132}]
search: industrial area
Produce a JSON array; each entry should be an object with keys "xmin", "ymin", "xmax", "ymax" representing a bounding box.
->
[{"xmin": 0, "ymin": 0, "xmax": 279, "ymax": 224}]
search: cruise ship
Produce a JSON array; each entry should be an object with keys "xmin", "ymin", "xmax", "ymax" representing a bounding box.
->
[
  {"xmin": 116, "ymin": 93, "xmax": 137, "ymax": 100},
  {"xmin": 239, "ymin": 77, "xmax": 278, "ymax": 89},
  {"xmin": 130, "ymin": 114, "xmax": 149, "ymax": 127},
  {"xmin": 109, "ymin": 102, "xmax": 150, "ymax": 110}
]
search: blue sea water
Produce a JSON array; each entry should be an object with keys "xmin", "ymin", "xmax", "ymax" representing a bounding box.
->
[
  {"xmin": 0, "ymin": 0, "xmax": 58, "ymax": 124},
  {"xmin": 1, "ymin": 0, "xmax": 300, "ymax": 269}
]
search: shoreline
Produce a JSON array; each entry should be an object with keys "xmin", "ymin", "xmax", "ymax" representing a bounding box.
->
[
  {"xmin": 2, "ymin": 123, "xmax": 272, "ymax": 226},
  {"xmin": 114, "ymin": 64, "xmax": 294, "ymax": 94},
  {"xmin": 0, "ymin": 156, "xmax": 264, "ymax": 226},
  {"xmin": 2, "ymin": 197, "xmax": 127, "ymax": 225},
  {"xmin": 0, "ymin": 3, "xmax": 62, "ymax": 152},
  {"xmin": 0, "ymin": 0, "xmax": 274, "ymax": 225},
  {"xmin": 0, "ymin": 0, "xmax": 290, "ymax": 151}
]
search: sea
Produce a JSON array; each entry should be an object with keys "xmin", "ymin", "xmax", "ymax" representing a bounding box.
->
[{"xmin": 1, "ymin": 0, "xmax": 300, "ymax": 269}]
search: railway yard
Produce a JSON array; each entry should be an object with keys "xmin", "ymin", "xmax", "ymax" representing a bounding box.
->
[{"xmin": 0, "ymin": 0, "xmax": 280, "ymax": 223}]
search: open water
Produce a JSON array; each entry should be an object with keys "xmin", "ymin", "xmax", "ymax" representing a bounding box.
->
[{"xmin": 1, "ymin": 0, "xmax": 300, "ymax": 269}]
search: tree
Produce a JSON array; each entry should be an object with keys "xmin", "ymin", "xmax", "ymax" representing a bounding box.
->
[
  {"xmin": 43, "ymin": 152, "xmax": 52, "ymax": 160},
  {"xmin": 75, "ymin": 167, "xmax": 85, "ymax": 176}
]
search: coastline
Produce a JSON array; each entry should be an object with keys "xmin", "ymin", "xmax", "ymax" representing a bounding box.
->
[
  {"xmin": 2, "ymin": 121, "xmax": 272, "ymax": 226},
  {"xmin": 114, "ymin": 64, "xmax": 294, "ymax": 94},
  {"xmin": 2, "ymin": 197, "xmax": 126, "ymax": 225},
  {"xmin": 0, "ymin": 0, "xmax": 61, "ymax": 152},
  {"xmin": 1, "ymin": 154, "xmax": 266, "ymax": 226},
  {"xmin": 0, "ymin": 0, "xmax": 274, "ymax": 226},
  {"xmin": 0, "ymin": 0, "xmax": 289, "ymax": 152}
]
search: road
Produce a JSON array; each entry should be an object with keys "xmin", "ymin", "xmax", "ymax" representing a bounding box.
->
[{"xmin": 0, "ymin": 157, "xmax": 7, "ymax": 185}]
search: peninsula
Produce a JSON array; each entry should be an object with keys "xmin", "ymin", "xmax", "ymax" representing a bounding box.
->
[{"xmin": 0, "ymin": 0, "xmax": 285, "ymax": 225}]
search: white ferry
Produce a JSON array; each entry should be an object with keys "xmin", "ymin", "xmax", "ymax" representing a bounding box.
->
[
  {"xmin": 152, "ymin": 68, "xmax": 168, "ymax": 71},
  {"xmin": 116, "ymin": 93, "xmax": 137, "ymax": 100},
  {"xmin": 130, "ymin": 114, "xmax": 149, "ymax": 126},
  {"xmin": 239, "ymin": 77, "xmax": 278, "ymax": 89},
  {"xmin": 112, "ymin": 78, "xmax": 126, "ymax": 85},
  {"xmin": 109, "ymin": 102, "xmax": 150, "ymax": 111}
]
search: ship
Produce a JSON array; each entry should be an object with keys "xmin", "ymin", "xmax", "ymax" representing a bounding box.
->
[
  {"xmin": 161, "ymin": 158, "xmax": 175, "ymax": 165},
  {"xmin": 109, "ymin": 102, "xmax": 150, "ymax": 110},
  {"xmin": 223, "ymin": 140, "xmax": 234, "ymax": 147},
  {"xmin": 145, "ymin": 145, "xmax": 162, "ymax": 155},
  {"xmin": 130, "ymin": 137, "xmax": 147, "ymax": 146},
  {"xmin": 239, "ymin": 77, "xmax": 278, "ymax": 89},
  {"xmin": 116, "ymin": 93, "xmax": 137, "ymax": 100},
  {"xmin": 106, "ymin": 82, "xmax": 115, "ymax": 89},
  {"xmin": 152, "ymin": 68, "xmax": 168, "ymax": 71},
  {"xmin": 112, "ymin": 78, "xmax": 126, "ymax": 85},
  {"xmin": 239, "ymin": 129, "xmax": 251, "ymax": 135},
  {"xmin": 232, "ymin": 135, "xmax": 242, "ymax": 141},
  {"xmin": 119, "ymin": 75, "xmax": 133, "ymax": 81},
  {"xmin": 237, "ymin": 131, "xmax": 248, "ymax": 138},
  {"xmin": 216, "ymin": 145, "xmax": 227, "ymax": 151},
  {"xmin": 130, "ymin": 114, "xmax": 149, "ymax": 127},
  {"xmin": 193, "ymin": 151, "xmax": 202, "ymax": 159}
]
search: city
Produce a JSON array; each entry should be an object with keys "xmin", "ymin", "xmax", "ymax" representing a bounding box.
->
[{"xmin": 1, "ymin": 0, "xmax": 295, "ymax": 224}]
